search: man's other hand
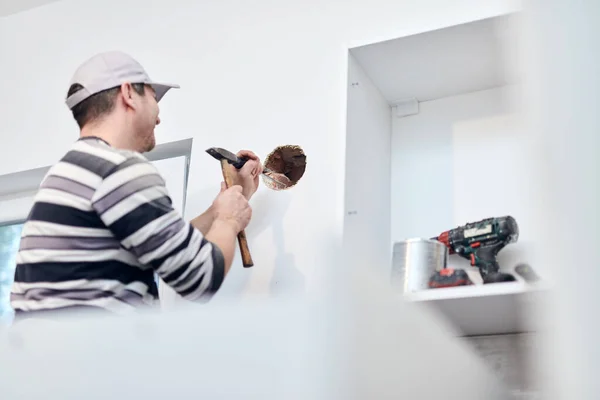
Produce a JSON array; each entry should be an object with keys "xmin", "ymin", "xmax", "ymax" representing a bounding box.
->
[
  {"xmin": 228, "ymin": 150, "xmax": 263, "ymax": 200},
  {"xmin": 211, "ymin": 185, "xmax": 252, "ymax": 233}
]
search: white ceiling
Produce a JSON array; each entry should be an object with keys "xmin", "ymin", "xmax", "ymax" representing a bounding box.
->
[
  {"xmin": 350, "ymin": 14, "xmax": 522, "ymax": 104},
  {"xmin": 0, "ymin": 0, "xmax": 62, "ymax": 16},
  {"xmin": 1, "ymin": 4, "xmax": 521, "ymax": 104}
]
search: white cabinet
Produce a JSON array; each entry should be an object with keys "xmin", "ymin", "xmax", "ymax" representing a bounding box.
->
[{"xmin": 344, "ymin": 12, "xmax": 547, "ymax": 336}]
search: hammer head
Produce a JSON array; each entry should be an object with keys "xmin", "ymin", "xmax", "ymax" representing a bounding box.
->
[{"xmin": 206, "ymin": 147, "xmax": 247, "ymax": 169}]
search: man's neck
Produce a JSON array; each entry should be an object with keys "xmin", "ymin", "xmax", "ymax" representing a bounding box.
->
[{"xmin": 80, "ymin": 121, "xmax": 137, "ymax": 152}]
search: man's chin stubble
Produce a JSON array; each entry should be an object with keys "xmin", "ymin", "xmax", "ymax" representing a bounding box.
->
[{"xmin": 142, "ymin": 135, "xmax": 156, "ymax": 153}]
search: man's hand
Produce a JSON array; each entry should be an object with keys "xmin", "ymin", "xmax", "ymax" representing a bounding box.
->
[
  {"xmin": 204, "ymin": 184, "xmax": 252, "ymax": 275},
  {"xmin": 211, "ymin": 185, "xmax": 252, "ymax": 233},
  {"xmin": 226, "ymin": 150, "xmax": 263, "ymax": 200}
]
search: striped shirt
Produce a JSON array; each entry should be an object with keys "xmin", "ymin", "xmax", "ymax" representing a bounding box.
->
[{"xmin": 10, "ymin": 137, "xmax": 225, "ymax": 316}]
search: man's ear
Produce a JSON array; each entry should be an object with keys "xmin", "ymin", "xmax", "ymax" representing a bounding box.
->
[{"xmin": 119, "ymin": 82, "xmax": 137, "ymax": 110}]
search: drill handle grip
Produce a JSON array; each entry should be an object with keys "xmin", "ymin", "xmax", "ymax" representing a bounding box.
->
[{"xmin": 473, "ymin": 243, "xmax": 503, "ymax": 277}]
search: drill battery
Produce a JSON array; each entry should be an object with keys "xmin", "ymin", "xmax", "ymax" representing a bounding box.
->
[{"xmin": 428, "ymin": 268, "xmax": 473, "ymax": 288}]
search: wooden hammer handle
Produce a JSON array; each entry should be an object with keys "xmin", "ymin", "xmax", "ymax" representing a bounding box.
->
[{"xmin": 220, "ymin": 159, "xmax": 254, "ymax": 268}]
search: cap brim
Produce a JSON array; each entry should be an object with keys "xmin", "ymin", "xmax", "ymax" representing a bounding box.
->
[{"xmin": 150, "ymin": 82, "xmax": 180, "ymax": 102}]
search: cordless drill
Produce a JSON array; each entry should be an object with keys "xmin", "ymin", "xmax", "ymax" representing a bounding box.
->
[{"xmin": 430, "ymin": 216, "xmax": 519, "ymax": 286}]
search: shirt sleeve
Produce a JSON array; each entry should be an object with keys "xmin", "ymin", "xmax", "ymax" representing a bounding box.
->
[{"xmin": 90, "ymin": 156, "xmax": 225, "ymax": 300}]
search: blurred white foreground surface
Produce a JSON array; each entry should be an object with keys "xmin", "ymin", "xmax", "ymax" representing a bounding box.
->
[{"xmin": 0, "ymin": 270, "xmax": 509, "ymax": 399}]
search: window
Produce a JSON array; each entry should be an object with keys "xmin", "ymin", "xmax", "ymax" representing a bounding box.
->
[{"xmin": 0, "ymin": 222, "xmax": 23, "ymax": 325}]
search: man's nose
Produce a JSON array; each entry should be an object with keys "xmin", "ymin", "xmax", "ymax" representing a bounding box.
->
[{"xmin": 156, "ymin": 116, "xmax": 161, "ymax": 125}]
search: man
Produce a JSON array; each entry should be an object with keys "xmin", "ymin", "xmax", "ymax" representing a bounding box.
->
[{"xmin": 10, "ymin": 51, "xmax": 261, "ymax": 318}]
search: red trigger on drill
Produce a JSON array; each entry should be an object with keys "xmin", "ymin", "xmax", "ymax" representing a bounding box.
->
[{"xmin": 469, "ymin": 242, "xmax": 480, "ymax": 266}]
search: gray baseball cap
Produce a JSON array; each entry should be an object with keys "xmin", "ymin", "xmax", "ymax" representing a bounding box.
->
[{"xmin": 66, "ymin": 51, "xmax": 180, "ymax": 109}]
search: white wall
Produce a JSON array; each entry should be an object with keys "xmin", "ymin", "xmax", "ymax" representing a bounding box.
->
[
  {"xmin": 391, "ymin": 85, "xmax": 540, "ymax": 279},
  {"xmin": 521, "ymin": 1, "xmax": 600, "ymax": 397},
  {"xmin": 0, "ymin": 0, "xmax": 520, "ymax": 299},
  {"xmin": 343, "ymin": 55, "xmax": 391, "ymax": 278}
]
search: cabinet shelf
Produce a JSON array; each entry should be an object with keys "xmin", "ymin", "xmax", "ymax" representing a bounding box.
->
[{"xmin": 403, "ymin": 282, "xmax": 547, "ymax": 336}]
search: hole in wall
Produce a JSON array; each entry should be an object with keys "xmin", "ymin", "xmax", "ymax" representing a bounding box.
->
[{"xmin": 262, "ymin": 145, "xmax": 306, "ymax": 190}]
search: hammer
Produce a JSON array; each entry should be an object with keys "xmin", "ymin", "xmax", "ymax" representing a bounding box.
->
[{"xmin": 206, "ymin": 147, "xmax": 254, "ymax": 268}]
